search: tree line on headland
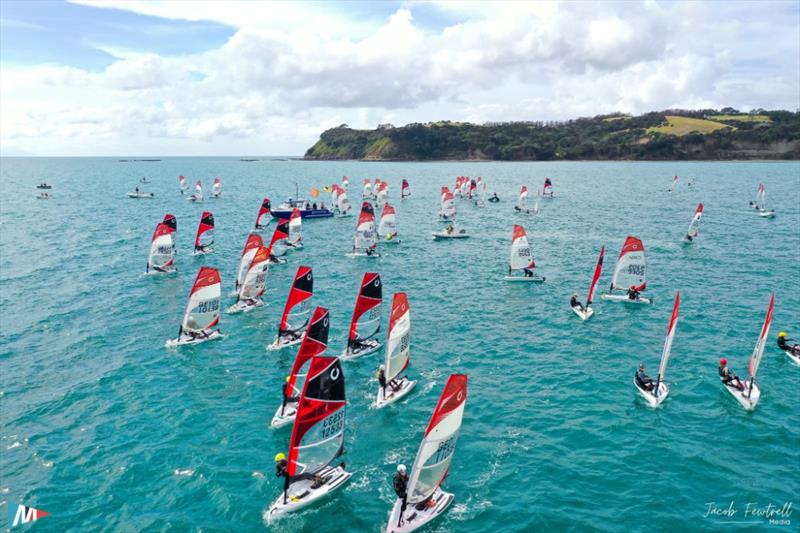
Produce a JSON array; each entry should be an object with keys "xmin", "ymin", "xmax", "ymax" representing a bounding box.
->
[{"xmin": 304, "ymin": 108, "xmax": 800, "ymax": 161}]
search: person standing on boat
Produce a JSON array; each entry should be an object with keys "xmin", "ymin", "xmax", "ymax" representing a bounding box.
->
[
  {"xmin": 718, "ymin": 358, "xmax": 745, "ymax": 391},
  {"xmin": 393, "ymin": 464, "xmax": 408, "ymax": 517},
  {"xmin": 778, "ymin": 332, "xmax": 800, "ymax": 355},
  {"xmin": 635, "ymin": 364, "xmax": 654, "ymax": 391},
  {"xmin": 275, "ymin": 452, "xmax": 290, "ymax": 499},
  {"xmin": 570, "ymin": 293, "xmax": 584, "ymax": 311},
  {"xmin": 281, "ymin": 376, "xmax": 298, "ymax": 415}
]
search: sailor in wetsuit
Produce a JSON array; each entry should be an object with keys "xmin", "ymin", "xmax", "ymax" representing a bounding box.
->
[
  {"xmin": 570, "ymin": 293, "xmax": 584, "ymax": 311},
  {"xmin": 778, "ymin": 332, "xmax": 800, "ymax": 355},
  {"xmin": 718, "ymin": 358, "xmax": 745, "ymax": 391},
  {"xmin": 489, "ymin": 193, "xmax": 500, "ymax": 203},
  {"xmin": 394, "ymin": 464, "xmax": 408, "ymax": 504},
  {"xmin": 627, "ymin": 285, "xmax": 641, "ymax": 301},
  {"xmin": 281, "ymin": 375, "xmax": 299, "ymax": 416},
  {"xmin": 275, "ymin": 453, "xmax": 290, "ymax": 500},
  {"xmin": 635, "ymin": 364, "xmax": 654, "ymax": 391}
]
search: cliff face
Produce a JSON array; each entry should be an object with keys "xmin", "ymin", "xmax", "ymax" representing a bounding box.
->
[{"xmin": 304, "ymin": 111, "xmax": 800, "ymax": 161}]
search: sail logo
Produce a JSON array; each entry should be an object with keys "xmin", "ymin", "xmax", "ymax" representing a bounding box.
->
[{"xmin": 8, "ymin": 503, "xmax": 49, "ymax": 528}]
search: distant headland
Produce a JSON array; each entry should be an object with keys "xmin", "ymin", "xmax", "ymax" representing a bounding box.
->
[{"xmin": 304, "ymin": 108, "xmax": 800, "ymax": 161}]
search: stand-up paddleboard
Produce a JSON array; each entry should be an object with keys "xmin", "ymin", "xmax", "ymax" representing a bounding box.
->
[
  {"xmin": 722, "ymin": 294, "xmax": 774, "ymax": 411},
  {"xmin": 162, "ymin": 213, "xmax": 177, "ymax": 256},
  {"xmin": 210, "ymin": 177, "xmax": 222, "ymax": 198},
  {"xmin": 385, "ymin": 374, "xmax": 468, "ymax": 533},
  {"xmin": 267, "ymin": 266, "xmax": 313, "ymax": 351},
  {"xmin": 286, "ymin": 208, "xmax": 303, "ymax": 249},
  {"xmin": 438, "ymin": 188, "xmax": 456, "ymax": 221},
  {"xmin": 271, "ymin": 307, "xmax": 330, "ymax": 428},
  {"xmin": 600, "ymin": 236, "xmax": 651, "ymax": 304},
  {"xmin": 376, "ymin": 292, "xmax": 416, "ymax": 408},
  {"xmin": 165, "ymin": 267, "xmax": 223, "ymax": 347},
  {"xmin": 269, "ymin": 218, "xmax": 289, "ymax": 258},
  {"xmin": 401, "ymin": 179, "xmax": 410, "ymax": 199},
  {"xmin": 146, "ymin": 222, "xmax": 177, "ymax": 274},
  {"xmin": 227, "ymin": 246, "xmax": 269, "ymax": 313},
  {"xmin": 634, "ymin": 292, "xmax": 680, "ymax": 407},
  {"xmin": 192, "ymin": 211, "xmax": 215, "ymax": 255},
  {"xmin": 682, "ymin": 203, "xmax": 704, "ymax": 243},
  {"xmin": 755, "ymin": 183, "xmax": 776, "ymax": 218},
  {"xmin": 346, "ymin": 202, "xmax": 380, "ymax": 257},
  {"xmin": 341, "ymin": 273, "xmax": 383, "ymax": 360},
  {"xmin": 379, "ymin": 203, "xmax": 401, "ymax": 244},
  {"xmin": 504, "ymin": 224, "xmax": 545, "ymax": 282},
  {"xmin": 254, "ymin": 198, "xmax": 272, "ymax": 232},
  {"xmin": 127, "ymin": 190, "xmax": 154, "ymax": 198},
  {"xmin": 542, "ymin": 177, "xmax": 554, "ymax": 198},
  {"xmin": 267, "ymin": 354, "xmax": 350, "ymax": 521},
  {"xmin": 667, "ymin": 175, "xmax": 678, "ymax": 192},
  {"xmin": 514, "ymin": 185, "xmax": 530, "ymax": 213},
  {"xmin": 179, "ymin": 175, "xmax": 189, "ymax": 195},
  {"xmin": 572, "ymin": 246, "xmax": 604, "ymax": 320},
  {"xmin": 233, "ymin": 233, "xmax": 263, "ymax": 295},
  {"xmin": 188, "ymin": 179, "xmax": 203, "ymax": 202}
]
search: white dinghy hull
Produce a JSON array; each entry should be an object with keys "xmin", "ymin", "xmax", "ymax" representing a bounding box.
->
[
  {"xmin": 270, "ymin": 402, "xmax": 298, "ymax": 429},
  {"xmin": 432, "ymin": 231, "xmax": 469, "ymax": 240},
  {"xmin": 633, "ymin": 379, "xmax": 669, "ymax": 408},
  {"xmin": 341, "ymin": 340, "xmax": 382, "ymax": 361},
  {"xmin": 375, "ymin": 378, "xmax": 416, "ymax": 409},
  {"xmin": 783, "ymin": 348, "xmax": 800, "ymax": 367},
  {"xmin": 503, "ymin": 275, "xmax": 545, "ymax": 282},
  {"xmin": 600, "ymin": 293, "xmax": 652, "ymax": 305},
  {"xmin": 385, "ymin": 488, "xmax": 454, "ymax": 533},
  {"xmin": 723, "ymin": 379, "xmax": 760, "ymax": 411},
  {"xmin": 572, "ymin": 306, "xmax": 594, "ymax": 321},
  {"xmin": 267, "ymin": 335, "xmax": 304, "ymax": 351},
  {"xmin": 226, "ymin": 299, "xmax": 264, "ymax": 314},
  {"xmin": 165, "ymin": 330, "xmax": 223, "ymax": 348},
  {"xmin": 266, "ymin": 465, "xmax": 351, "ymax": 522}
]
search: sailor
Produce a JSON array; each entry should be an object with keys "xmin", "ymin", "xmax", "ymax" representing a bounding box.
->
[
  {"xmin": 685, "ymin": 233, "xmax": 693, "ymax": 242},
  {"xmin": 135, "ymin": 186, "xmax": 139, "ymax": 193},
  {"xmin": 312, "ymin": 202, "xmax": 317, "ymax": 209},
  {"xmin": 275, "ymin": 452, "xmax": 291, "ymax": 497},
  {"xmin": 570, "ymin": 292, "xmax": 584, "ymax": 311},
  {"xmin": 718, "ymin": 358, "xmax": 745, "ymax": 391},
  {"xmin": 377, "ymin": 366, "xmax": 388, "ymax": 395},
  {"xmin": 281, "ymin": 375, "xmax": 298, "ymax": 415},
  {"xmin": 489, "ymin": 193, "xmax": 500, "ymax": 203},
  {"xmin": 522, "ymin": 263, "xmax": 535, "ymax": 277},
  {"xmin": 627, "ymin": 285, "xmax": 640, "ymax": 300},
  {"xmin": 393, "ymin": 464, "xmax": 408, "ymax": 500},
  {"xmin": 635, "ymin": 364, "xmax": 654, "ymax": 391},
  {"xmin": 778, "ymin": 332, "xmax": 800, "ymax": 355},
  {"xmin": 446, "ymin": 224, "xmax": 454, "ymax": 235}
]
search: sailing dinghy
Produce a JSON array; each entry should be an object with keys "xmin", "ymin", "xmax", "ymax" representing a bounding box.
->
[
  {"xmin": 514, "ymin": 186, "xmax": 530, "ymax": 213},
  {"xmin": 286, "ymin": 208, "xmax": 303, "ymax": 249},
  {"xmin": 233, "ymin": 233, "xmax": 264, "ymax": 295},
  {"xmin": 188, "ymin": 180, "xmax": 203, "ymax": 202},
  {"xmin": 721, "ymin": 294, "xmax": 774, "ymax": 411},
  {"xmin": 337, "ymin": 187, "xmax": 352, "ymax": 217},
  {"xmin": 347, "ymin": 202, "xmax": 380, "ymax": 257},
  {"xmin": 572, "ymin": 246, "xmax": 604, "ymax": 320},
  {"xmin": 378, "ymin": 203, "xmax": 400, "ymax": 244},
  {"xmin": 438, "ymin": 188, "xmax": 456, "ymax": 221},
  {"xmin": 227, "ymin": 246, "xmax": 269, "ymax": 313},
  {"xmin": 363, "ymin": 179, "xmax": 373, "ymax": 199},
  {"xmin": 401, "ymin": 179, "xmax": 410, "ymax": 199},
  {"xmin": 146, "ymin": 222, "xmax": 177, "ymax": 274},
  {"xmin": 127, "ymin": 190, "xmax": 154, "ymax": 198},
  {"xmin": 755, "ymin": 184, "xmax": 775, "ymax": 218},
  {"xmin": 341, "ymin": 273, "xmax": 383, "ymax": 360},
  {"xmin": 634, "ymin": 291, "xmax": 680, "ymax": 407},
  {"xmin": 179, "ymin": 175, "xmax": 189, "ymax": 195},
  {"xmin": 267, "ymin": 353, "xmax": 350, "ymax": 521},
  {"xmin": 385, "ymin": 374, "xmax": 468, "ymax": 533},
  {"xmin": 682, "ymin": 203, "xmax": 704, "ymax": 243},
  {"xmin": 600, "ymin": 236, "xmax": 651, "ymax": 304},
  {"xmin": 267, "ymin": 266, "xmax": 313, "ymax": 350},
  {"xmin": 254, "ymin": 198, "xmax": 272, "ymax": 231},
  {"xmin": 210, "ymin": 178, "xmax": 222, "ymax": 198},
  {"xmin": 271, "ymin": 306, "xmax": 330, "ymax": 428},
  {"xmin": 165, "ymin": 267, "xmax": 223, "ymax": 347},
  {"xmin": 376, "ymin": 292, "xmax": 416, "ymax": 408},
  {"xmin": 193, "ymin": 211, "xmax": 215, "ymax": 255},
  {"xmin": 504, "ymin": 225, "xmax": 544, "ymax": 282}
]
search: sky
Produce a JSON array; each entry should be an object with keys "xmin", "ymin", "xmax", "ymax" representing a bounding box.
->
[{"xmin": 1, "ymin": 0, "xmax": 798, "ymax": 156}]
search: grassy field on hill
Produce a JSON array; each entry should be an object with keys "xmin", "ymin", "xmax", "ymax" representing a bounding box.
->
[{"xmin": 647, "ymin": 116, "xmax": 734, "ymax": 136}]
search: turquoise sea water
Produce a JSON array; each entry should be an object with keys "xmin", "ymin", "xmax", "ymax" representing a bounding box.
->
[{"xmin": 1, "ymin": 158, "xmax": 799, "ymax": 532}]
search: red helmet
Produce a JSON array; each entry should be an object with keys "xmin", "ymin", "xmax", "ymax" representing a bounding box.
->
[{"xmin": 720, "ymin": 358, "xmax": 727, "ymax": 365}]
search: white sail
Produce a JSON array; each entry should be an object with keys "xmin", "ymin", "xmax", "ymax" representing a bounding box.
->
[
  {"xmin": 748, "ymin": 294, "xmax": 775, "ymax": 381},
  {"xmin": 610, "ymin": 236, "xmax": 646, "ymax": 292},
  {"xmin": 533, "ymin": 188, "xmax": 541, "ymax": 215},
  {"xmin": 237, "ymin": 247, "xmax": 269, "ymax": 302},
  {"xmin": 194, "ymin": 180, "xmax": 203, "ymax": 200},
  {"xmin": 211, "ymin": 178, "xmax": 222, "ymax": 197},
  {"xmin": 686, "ymin": 203, "xmax": 703, "ymax": 239},
  {"xmin": 181, "ymin": 268, "xmax": 221, "ymax": 334},
  {"xmin": 657, "ymin": 292, "xmax": 680, "ymax": 382},
  {"xmin": 517, "ymin": 186, "xmax": 528, "ymax": 211},
  {"xmin": 338, "ymin": 190, "xmax": 351, "ymax": 214},
  {"xmin": 363, "ymin": 180, "xmax": 372, "ymax": 199},
  {"xmin": 378, "ymin": 204, "xmax": 398, "ymax": 240},
  {"xmin": 354, "ymin": 203, "xmax": 377, "ymax": 252},
  {"xmin": 384, "ymin": 293, "xmax": 411, "ymax": 382},
  {"xmin": 509, "ymin": 224, "xmax": 534, "ymax": 271},
  {"xmin": 147, "ymin": 223, "xmax": 175, "ymax": 272},
  {"xmin": 440, "ymin": 191, "xmax": 456, "ymax": 219},
  {"xmin": 288, "ymin": 210, "xmax": 302, "ymax": 245}
]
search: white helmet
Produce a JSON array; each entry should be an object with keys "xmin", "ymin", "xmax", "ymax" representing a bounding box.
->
[
  {"xmin": 379, "ymin": 365, "xmax": 385, "ymax": 371},
  {"xmin": 397, "ymin": 464, "xmax": 406, "ymax": 474}
]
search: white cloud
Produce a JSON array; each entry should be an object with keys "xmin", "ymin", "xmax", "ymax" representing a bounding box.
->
[{"xmin": 1, "ymin": 0, "xmax": 798, "ymax": 155}]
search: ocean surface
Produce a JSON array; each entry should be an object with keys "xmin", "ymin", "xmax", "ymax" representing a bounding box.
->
[{"xmin": 1, "ymin": 157, "xmax": 799, "ymax": 532}]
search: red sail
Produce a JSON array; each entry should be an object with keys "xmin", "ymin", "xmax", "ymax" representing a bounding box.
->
[
  {"xmin": 192, "ymin": 266, "xmax": 220, "ymax": 295},
  {"xmin": 194, "ymin": 211, "xmax": 214, "ymax": 249},
  {"xmin": 255, "ymin": 198, "xmax": 271, "ymax": 228},
  {"xmin": 270, "ymin": 219, "xmax": 289, "ymax": 248},
  {"xmin": 348, "ymin": 272, "xmax": 382, "ymax": 342},
  {"xmin": 358, "ymin": 202, "xmax": 375, "ymax": 226},
  {"xmin": 620, "ymin": 235, "xmax": 643, "ymax": 257},
  {"xmin": 287, "ymin": 354, "xmax": 346, "ymax": 479},
  {"xmin": 241, "ymin": 233, "xmax": 263, "ymax": 257},
  {"xmin": 279, "ymin": 266, "xmax": 313, "ymax": 332},
  {"xmin": 162, "ymin": 213, "xmax": 177, "ymax": 231},
  {"xmin": 425, "ymin": 374, "xmax": 468, "ymax": 437},
  {"xmin": 586, "ymin": 246, "xmax": 605, "ymax": 306},
  {"xmin": 287, "ymin": 307, "xmax": 330, "ymax": 395}
]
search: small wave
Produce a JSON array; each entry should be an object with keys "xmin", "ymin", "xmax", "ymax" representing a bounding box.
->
[
  {"xmin": 6, "ymin": 441, "xmax": 21, "ymax": 450},
  {"xmin": 174, "ymin": 468, "xmax": 195, "ymax": 476},
  {"xmin": 252, "ymin": 471, "xmax": 265, "ymax": 478}
]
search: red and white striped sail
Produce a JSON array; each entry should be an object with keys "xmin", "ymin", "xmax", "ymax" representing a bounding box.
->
[
  {"xmin": 179, "ymin": 175, "xmax": 188, "ymax": 193},
  {"xmin": 194, "ymin": 180, "xmax": 203, "ymax": 200},
  {"xmin": 270, "ymin": 218, "xmax": 290, "ymax": 254},
  {"xmin": 255, "ymin": 198, "xmax": 271, "ymax": 229},
  {"xmin": 459, "ymin": 177, "xmax": 469, "ymax": 197},
  {"xmin": 287, "ymin": 353, "xmax": 346, "ymax": 479},
  {"xmin": 440, "ymin": 190, "xmax": 456, "ymax": 219},
  {"xmin": 180, "ymin": 267, "xmax": 221, "ymax": 334},
  {"xmin": 288, "ymin": 208, "xmax": 302, "ymax": 245},
  {"xmin": 278, "ymin": 266, "xmax": 313, "ymax": 337},
  {"xmin": 509, "ymin": 225, "xmax": 535, "ymax": 271},
  {"xmin": 686, "ymin": 203, "xmax": 704, "ymax": 239},
  {"xmin": 376, "ymin": 181, "xmax": 388, "ymax": 205},
  {"xmin": 286, "ymin": 307, "xmax": 330, "ymax": 400},
  {"xmin": 162, "ymin": 213, "xmax": 177, "ymax": 252},
  {"xmin": 543, "ymin": 177, "xmax": 553, "ymax": 196},
  {"xmin": 236, "ymin": 233, "xmax": 263, "ymax": 290},
  {"xmin": 378, "ymin": 203, "xmax": 398, "ymax": 240},
  {"xmin": 211, "ymin": 178, "xmax": 222, "ymax": 197},
  {"xmin": 401, "ymin": 179, "xmax": 410, "ymax": 198},
  {"xmin": 384, "ymin": 292, "xmax": 411, "ymax": 383},
  {"xmin": 669, "ymin": 175, "xmax": 679, "ymax": 191},
  {"xmin": 517, "ymin": 186, "xmax": 529, "ymax": 210},
  {"xmin": 331, "ymin": 185, "xmax": 341, "ymax": 209},
  {"xmin": 610, "ymin": 236, "xmax": 646, "ymax": 292},
  {"xmin": 342, "ymin": 175, "xmax": 349, "ymax": 190},
  {"xmin": 468, "ymin": 179, "xmax": 477, "ymax": 198},
  {"xmin": 194, "ymin": 211, "xmax": 214, "ymax": 251},
  {"xmin": 337, "ymin": 188, "xmax": 350, "ymax": 214},
  {"xmin": 406, "ymin": 374, "xmax": 468, "ymax": 504},
  {"xmin": 586, "ymin": 246, "xmax": 605, "ymax": 307},
  {"xmin": 354, "ymin": 202, "xmax": 377, "ymax": 252},
  {"xmin": 748, "ymin": 293, "xmax": 775, "ymax": 380},
  {"xmin": 657, "ymin": 291, "xmax": 680, "ymax": 381},
  {"xmin": 147, "ymin": 222, "xmax": 175, "ymax": 272},
  {"xmin": 363, "ymin": 179, "xmax": 373, "ymax": 198},
  {"xmin": 237, "ymin": 246, "xmax": 270, "ymax": 302},
  {"xmin": 756, "ymin": 183, "xmax": 768, "ymax": 211},
  {"xmin": 347, "ymin": 273, "xmax": 382, "ymax": 350}
]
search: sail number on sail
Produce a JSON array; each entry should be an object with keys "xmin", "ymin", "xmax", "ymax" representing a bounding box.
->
[{"xmin": 321, "ymin": 409, "xmax": 345, "ymax": 439}]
